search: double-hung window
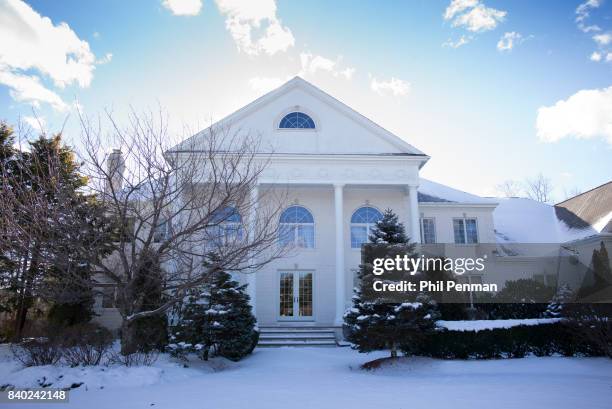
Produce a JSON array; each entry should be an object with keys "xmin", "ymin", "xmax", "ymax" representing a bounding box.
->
[
  {"xmin": 420, "ymin": 217, "xmax": 436, "ymax": 244},
  {"xmin": 453, "ymin": 218, "xmax": 478, "ymax": 244}
]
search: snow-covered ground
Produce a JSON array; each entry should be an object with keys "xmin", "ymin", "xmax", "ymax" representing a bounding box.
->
[{"xmin": 1, "ymin": 344, "xmax": 611, "ymax": 409}]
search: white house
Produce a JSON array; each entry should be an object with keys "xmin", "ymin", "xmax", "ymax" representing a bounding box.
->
[
  {"xmin": 94, "ymin": 77, "xmax": 611, "ymax": 344},
  {"xmin": 169, "ymin": 77, "xmax": 498, "ymax": 330}
]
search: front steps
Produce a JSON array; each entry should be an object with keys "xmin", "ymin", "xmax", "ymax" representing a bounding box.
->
[{"xmin": 257, "ymin": 326, "xmax": 337, "ymax": 347}]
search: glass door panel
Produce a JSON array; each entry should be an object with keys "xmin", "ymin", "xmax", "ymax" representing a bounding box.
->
[
  {"xmin": 279, "ymin": 272, "xmax": 294, "ymax": 317},
  {"xmin": 298, "ymin": 272, "xmax": 313, "ymax": 317}
]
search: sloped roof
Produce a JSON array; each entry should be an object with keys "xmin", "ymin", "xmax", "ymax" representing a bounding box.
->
[
  {"xmin": 493, "ymin": 197, "xmax": 598, "ymax": 244},
  {"xmin": 169, "ymin": 76, "xmax": 427, "ymax": 157},
  {"xmin": 418, "ymin": 178, "xmax": 497, "ymax": 205},
  {"xmin": 555, "ymin": 181, "xmax": 612, "ymax": 233}
]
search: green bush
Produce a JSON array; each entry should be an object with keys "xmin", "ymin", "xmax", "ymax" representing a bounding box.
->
[{"xmin": 408, "ymin": 322, "xmax": 602, "ymax": 359}]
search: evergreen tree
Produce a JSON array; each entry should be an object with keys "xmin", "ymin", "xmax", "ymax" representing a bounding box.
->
[
  {"xmin": 344, "ymin": 209, "xmax": 439, "ymax": 359},
  {"xmin": 368, "ymin": 209, "xmax": 409, "ymax": 245},
  {"xmin": 0, "ymin": 129, "xmax": 110, "ymax": 336},
  {"xmin": 577, "ymin": 241, "xmax": 612, "ymax": 301},
  {"xmin": 544, "ymin": 284, "xmax": 574, "ymax": 318},
  {"xmin": 170, "ymin": 254, "xmax": 257, "ymax": 361}
]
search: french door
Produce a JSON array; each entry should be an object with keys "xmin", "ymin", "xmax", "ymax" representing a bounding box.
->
[{"xmin": 279, "ymin": 271, "xmax": 313, "ymax": 320}]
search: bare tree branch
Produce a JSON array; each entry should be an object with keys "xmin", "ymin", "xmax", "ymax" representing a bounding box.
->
[{"xmin": 76, "ymin": 109, "xmax": 288, "ymax": 352}]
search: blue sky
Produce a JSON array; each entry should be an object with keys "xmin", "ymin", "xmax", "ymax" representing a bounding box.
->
[{"xmin": 1, "ymin": 0, "xmax": 611, "ymax": 201}]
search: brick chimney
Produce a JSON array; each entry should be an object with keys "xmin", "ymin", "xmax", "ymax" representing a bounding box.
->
[{"xmin": 105, "ymin": 148, "xmax": 125, "ymax": 194}]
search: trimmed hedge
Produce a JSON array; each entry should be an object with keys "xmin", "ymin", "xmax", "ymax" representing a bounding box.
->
[{"xmin": 404, "ymin": 322, "xmax": 604, "ymax": 359}]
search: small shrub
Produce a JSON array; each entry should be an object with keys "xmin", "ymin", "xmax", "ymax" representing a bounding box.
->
[
  {"xmin": 11, "ymin": 335, "xmax": 63, "ymax": 367},
  {"xmin": 474, "ymin": 279, "xmax": 556, "ymax": 320},
  {"xmin": 107, "ymin": 349, "xmax": 159, "ymax": 366},
  {"xmin": 61, "ymin": 323, "xmax": 114, "ymax": 367}
]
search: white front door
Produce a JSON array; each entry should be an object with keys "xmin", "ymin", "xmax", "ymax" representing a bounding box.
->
[{"xmin": 279, "ymin": 271, "xmax": 313, "ymax": 320}]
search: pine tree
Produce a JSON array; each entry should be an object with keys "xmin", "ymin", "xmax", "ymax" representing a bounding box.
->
[
  {"xmin": 170, "ymin": 254, "xmax": 257, "ymax": 361},
  {"xmin": 544, "ymin": 284, "xmax": 573, "ymax": 318},
  {"xmin": 344, "ymin": 209, "xmax": 439, "ymax": 359},
  {"xmin": 368, "ymin": 208, "xmax": 410, "ymax": 245},
  {"xmin": 0, "ymin": 131, "xmax": 109, "ymax": 337}
]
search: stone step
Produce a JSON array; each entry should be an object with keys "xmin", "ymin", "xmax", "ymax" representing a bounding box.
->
[
  {"xmin": 260, "ymin": 333, "xmax": 335, "ymax": 340},
  {"xmin": 257, "ymin": 326, "xmax": 338, "ymax": 347},
  {"xmin": 259, "ymin": 328, "xmax": 335, "ymax": 333},
  {"xmin": 258, "ymin": 339, "xmax": 337, "ymax": 347}
]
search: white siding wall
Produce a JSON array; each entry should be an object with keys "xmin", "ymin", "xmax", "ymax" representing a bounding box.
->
[
  {"xmin": 249, "ymin": 186, "xmax": 497, "ymax": 326},
  {"xmin": 419, "ymin": 205, "xmax": 497, "ymax": 244}
]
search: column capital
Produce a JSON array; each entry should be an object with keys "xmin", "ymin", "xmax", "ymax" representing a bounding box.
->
[{"xmin": 333, "ymin": 182, "xmax": 345, "ymax": 189}]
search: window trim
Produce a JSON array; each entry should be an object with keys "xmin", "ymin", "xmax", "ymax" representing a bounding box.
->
[
  {"xmin": 279, "ymin": 205, "xmax": 316, "ymax": 249},
  {"xmin": 453, "ymin": 217, "xmax": 479, "ymax": 244},
  {"xmin": 420, "ymin": 217, "xmax": 437, "ymax": 244},
  {"xmin": 350, "ymin": 205, "xmax": 383, "ymax": 249}
]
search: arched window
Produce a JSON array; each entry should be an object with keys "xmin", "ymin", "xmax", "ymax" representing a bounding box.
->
[
  {"xmin": 279, "ymin": 112, "xmax": 316, "ymax": 129},
  {"xmin": 211, "ymin": 206, "xmax": 243, "ymax": 245},
  {"xmin": 279, "ymin": 206, "xmax": 315, "ymax": 248},
  {"xmin": 350, "ymin": 206, "xmax": 383, "ymax": 248}
]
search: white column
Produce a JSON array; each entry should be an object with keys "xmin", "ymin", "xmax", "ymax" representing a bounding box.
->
[
  {"xmin": 247, "ymin": 185, "xmax": 259, "ymax": 316},
  {"xmin": 408, "ymin": 184, "xmax": 421, "ymax": 244},
  {"xmin": 334, "ymin": 183, "xmax": 345, "ymax": 326}
]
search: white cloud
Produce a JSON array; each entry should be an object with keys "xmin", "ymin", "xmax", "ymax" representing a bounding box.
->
[
  {"xmin": 23, "ymin": 115, "xmax": 46, "ymax": 133},
  {"xmin": 497, "ymin": 32, "xmax": 523, "ymax": 52},
  {"xmin": 576, "ymin": 0, "xmax": 601, "ymax": 33},
  {"xmin": 593, "ymin": 33, "xmax": 612, "ymax": 46},
  {"xmin": 444, "ymin": 0, "xmax": 506, "ymax": 33},
  {"xmin": 0, "ymin": 0, "xmax": 105, "ymax": 111},
  {"xmin": 444, "ymin": 0, "xmax": 479, "ymax": 20},
  {"xmin": 0, "ymin": 70, "xmax": 68, "ymax": 111},
  {"xmin": 607, "ymin": 53, "xmax": 612, "ymax": 62},
  {"xmin": 576, "ymin": 2, "xmax": 611, "ymax": 61},
  {"xmin": 442, "ymin": 35, "xmax": 471, "ymax": 48},
  {"xmin": 214, "ymin": 0, "xmax": 294, "ymax": 56},
  {"xmin": 248, "ymin": 76, "xmax": 284, "ymax": 93},
  {"xmin": 369, "ymin": 76, "xmax": 411, "ymax": 97},
  {"xmin": 0, "ymin": 0, "xmax": 97, "ymax": 88},
  {"xmin": 162, "ymin": 0, "xmax": 203, "ymax": 16},
  {"xmin": 590, "ymin": 51, "xmax": 602, "ymax": 61},
  {"xmin": 96, "ymin": 53, "xmax": 113, "ymax": 64},
  {"xmin": 536, "ymin": 86, "xmax": 612, "ymax": 145},
  {"xmin": 299, "ymin": 52, "xmax": 355, "ymax": 80}
]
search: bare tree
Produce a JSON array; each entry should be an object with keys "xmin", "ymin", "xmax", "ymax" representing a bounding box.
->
[
  {"xmin": 496, "ymin": 180, "xmax": 523, "ymax": 198},
  {"xmin": 78, "ymin": 110, "xmax": 288, "ymax": 354},
  {"xmin": 525, "ymin": 173, "xmax": 553, "ymax": 203}
]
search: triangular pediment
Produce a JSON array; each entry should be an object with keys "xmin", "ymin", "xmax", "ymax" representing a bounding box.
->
[{"xmin": 170, "ymin": 77, "xmax": 427, "ymax": 158}]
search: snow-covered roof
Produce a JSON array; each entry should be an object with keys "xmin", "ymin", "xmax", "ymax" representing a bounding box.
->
[
  {"xmin": 418, "ymin": 178, "xmax": 497, "ymax": 205},
  {"xmin": 493, "ymin": 197, "xmax": 598, "ymax": 244}
]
